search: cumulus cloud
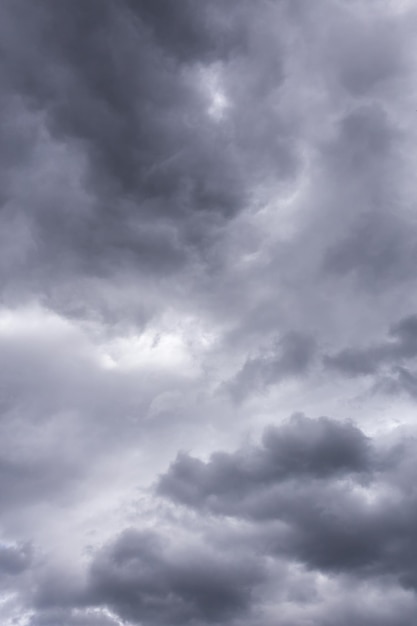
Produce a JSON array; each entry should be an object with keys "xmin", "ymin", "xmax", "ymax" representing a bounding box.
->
[
  {"xmin": 156, "ymin": 416, "xmax": 417, "ymax": 614},
  {"xmin": 22, "ymin": 415, "xmax": 417, "ymax": 626}
]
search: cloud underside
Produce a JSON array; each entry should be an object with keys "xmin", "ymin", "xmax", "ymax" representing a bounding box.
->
[
  {"xmin": 1, "ymin": 0, "xmax": 415, "ymax": 323},
  {"xmin": 28, "ymin": 415, "xmax": 417, "ymax": 626},
  {"xmin": 1, "ymin": 0, "xmax": 417, "ymax": 625}
]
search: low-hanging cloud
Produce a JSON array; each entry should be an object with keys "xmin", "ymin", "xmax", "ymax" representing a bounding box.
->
[{"xmin": 2, "ymin": 1, "xmax": 417, "ymax": 625}]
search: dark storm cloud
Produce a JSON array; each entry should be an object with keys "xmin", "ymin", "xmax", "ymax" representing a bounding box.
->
[
  {"xmin": 26, "ymin": 415, "xmax": 417, "ymax": 626},
  {"xmin": 90, "ymin": 529, "xmax": 264, "ymax": 625},
  {"xmin": 322, "ymin": 207, "xmax": 417, "ymax": 288},
  {"xmin": 2, "ymin": 1, "xmax": 417, "ymax": 625},
  {"xmin": 227, "ymin": 332, "xmax": 316, "ymax": 400},
  {"xmin": 379, "ymin": 365, "xmax": 417, "ymax": 399},
  {"xmin": 158, "ymin": 414, "xmax": 373, "ymax": 509},
  {"xmin": 0, "ymin": 0, "xmax": 321, "ymax": 327},
  {"xmin": 333, "ymin": 16, "xmax": 405, "ymax": 97},
  {"xmin": 158, "ymin": 414, "xmax": 417, "ymax": 590},
  {"xmin": 0, "ymin": 1, "xmax": 238, "ymax": 307},
  {"xmin": 0, "ymin": 0, "xmax": 296, "ymax": 319},
  {"xmin": 126, "ymin": 0, "xmax": 247, "ymax": 62},
  {"xmin": 327, "ymin": 105, "xmax": 396, "ymax": 175},
  {"xmin": 317, "ymin": 100, "xmax": 417, "ymax": 292},
  {"xmin": 33, "ymin": 528, "xmax": 264, "ymax": 626},
  {"xmin": 0, "ymin": 0, "xmax": 410, "ymax": 325},
  {"xmin": 325, "ymin": 314, "xmax": 417, "ymax": 377},
  {"xmin": 307, "ymin": 14, "xmax": 416, "ymax": 291},
  {"xmin": 0, "ymin": 542, "xmax": 32, "ymax": 577}
]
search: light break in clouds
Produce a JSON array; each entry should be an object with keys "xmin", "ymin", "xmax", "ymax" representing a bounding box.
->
[{"xmin": 1, "ymin": 1, "xmax": 417, "ymax": 624}]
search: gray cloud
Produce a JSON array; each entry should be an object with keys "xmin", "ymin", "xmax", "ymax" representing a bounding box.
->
[
  {"xmin": 158, "ymin": 415, "xmax": 417, "ymax": 590},
  {"xmin": 0, "ymin": 1, "xmax": 244, "ymax": 316},
  {"xmin": 89, "ymin": 529, "xmax": 263, "ymax": 626},
  {"xmin": 0, "ymin": 0, "xmax": 299, "ymax": 324},
  {"xmin": 28, "ymin": 610, "xmax": 124, "ymax": 626},
  {"xmin": 0, "ymin": 542, "xmax": 32, "ymax": 577},
  {"xmin": 158, "ymin": 414, "xmax": 372, "ymax": 509},
  {"xmin": 32, "ymin": 528, "xmax": 264, "ymax": 626},
  {"xmin": 227, "ymin": 332, "xmax": 316, "ymax": 400},
  {"xmin": 2, "ymin": 1, "xmax": 417, "ymax": 625},
  {"xmin": 21, "ymin": 416, "xmax": 417, "ymax": 626},
  {"xmin": 325, "ymin": 314, "xmax": 417, "ymax": 377}
]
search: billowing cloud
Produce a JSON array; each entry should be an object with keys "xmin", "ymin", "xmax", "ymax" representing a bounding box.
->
[
  {"xmin": 156, "ymin": 415, "xmax": 417, "ymax": 616},
  {"xmin": 22, "ymin": 415, "xmax": 417, "ymax": 626},
  {"xmin": 2, "ymin": 0, "xmax": 417, "ymax": 625},
  {"xmin": 227, "ymin": 333, "xmax": 316, "ymax": 401},
  {"xmin": 325, "ymin": 314, "xmax": 417, "ymax": 381}
]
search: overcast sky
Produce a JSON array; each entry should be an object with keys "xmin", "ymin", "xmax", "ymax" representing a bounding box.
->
[{"xmin": 1, "ymin": 1, "xmax": 417, "ymax": 624}]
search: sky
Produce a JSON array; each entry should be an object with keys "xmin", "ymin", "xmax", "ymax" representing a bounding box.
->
[{"xmin": 1, "ymin": 0, "xmax": 417, "ymax": 624}]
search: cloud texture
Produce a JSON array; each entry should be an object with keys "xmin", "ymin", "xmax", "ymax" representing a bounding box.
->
[{"xmin": 1, "ymin": 1, "xmax": 417, "ymax": 624}]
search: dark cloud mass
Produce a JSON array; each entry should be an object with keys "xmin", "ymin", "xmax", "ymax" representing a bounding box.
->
[
  {"xmin": 29, "ymin": 416, "xmax": 417, "ymax": 626},
  {"xmin": 158, "ymin": 414, "xmax": 372, "ymax": 509},
  {"xmin": 0, "ymin": 542, "xmax": 32, "ymax": 577},
  {"xmin": 0, "ymin": 0, "xmax": 248, "ymax": 315},
  {"xmin": 158, "ymin": 415, "xmax": 417, "ymax": 597},
  {"xmin": 325, "ymin": 313, "xmax": 417, "ymax": 382},
  {"xmin": 87, "ymin": 529, "xmax": 263, "ymax": 625},
  {"xmin": 1, "ymin": 0, "xmax": 417, "ymax": 625},
  {"xmin": 228, "ymin": 332, "xmax": 316, "ymax": 401}
]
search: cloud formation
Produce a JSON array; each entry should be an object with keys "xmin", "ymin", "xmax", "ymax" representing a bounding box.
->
[
  {"xmin": 26, "ymin": 415, "xmax": 417, "ymax": 626},
  {"xmin": 1, "ymin": 0, "xmax": 417, "ymax": 625}
]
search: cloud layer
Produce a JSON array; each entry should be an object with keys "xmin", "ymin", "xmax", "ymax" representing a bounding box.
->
[{"xmin": 1, "ymin": 0, "xmax": 417, "ymax": 625}]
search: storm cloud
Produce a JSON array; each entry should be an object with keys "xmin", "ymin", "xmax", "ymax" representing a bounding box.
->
[
  {"xmin": 158, "ymin": 414, "xmax": 414, "ymax": 582},
  {"xmin": 1, "ymin": 0, "xmax": 417, "ymax": 625},
  {"xmin": 27, "ymin": 415, "xmax": 417, "ymax": 626}
]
